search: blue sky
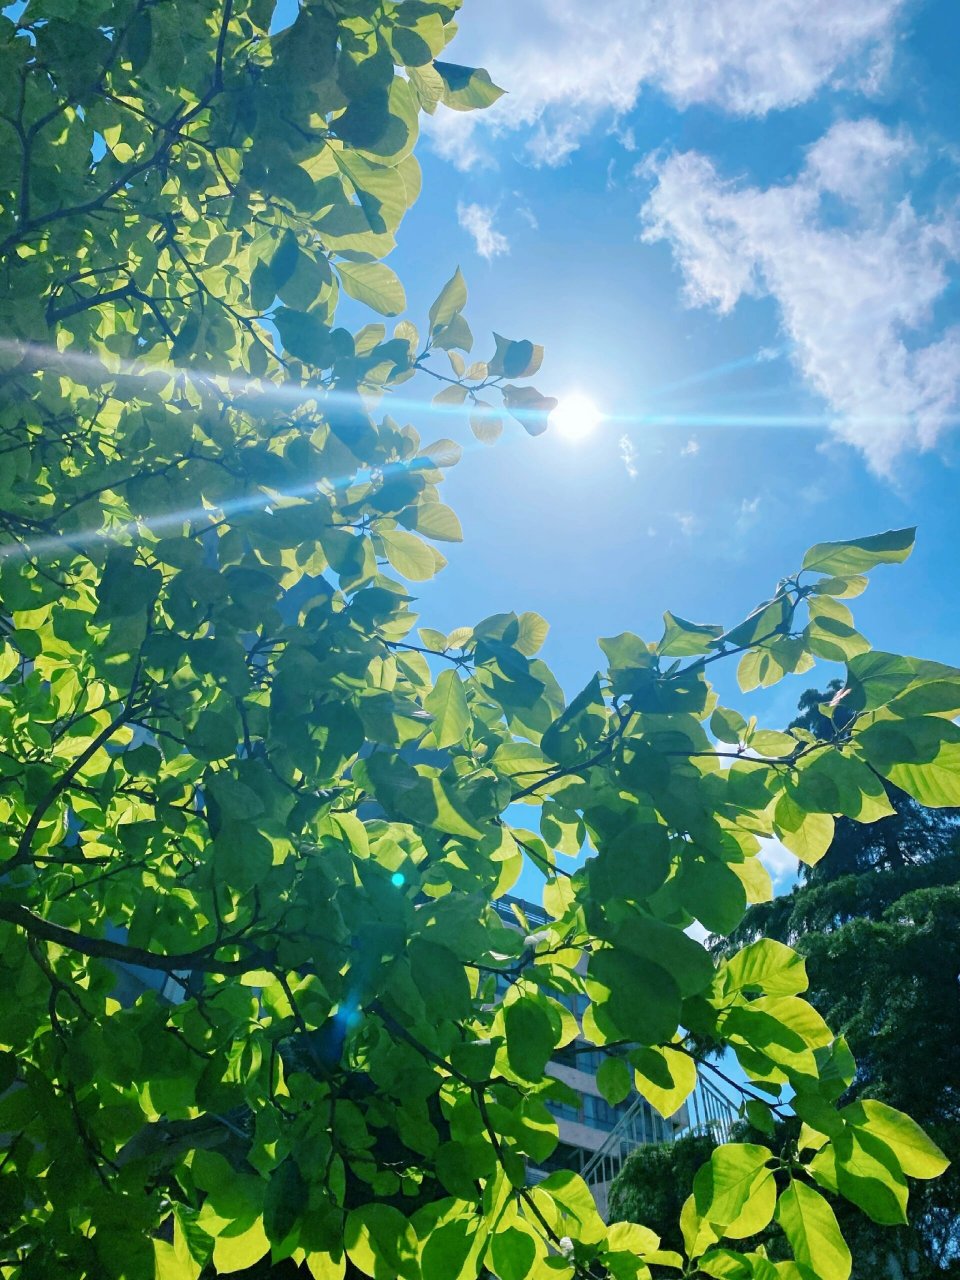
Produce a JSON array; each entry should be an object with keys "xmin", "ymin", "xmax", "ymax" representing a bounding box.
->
[{"xmin": 375, "ymin": 0, "xmax": 960, "ymax": 895}]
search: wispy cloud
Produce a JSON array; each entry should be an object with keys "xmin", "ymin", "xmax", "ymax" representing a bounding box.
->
[
  {"xmin": 514, "ymin": 199, "xmax": 539, "ymax": 231},
  {"xmin": 675, "ymin": 512, "xmax": 699, "ymax": 536},
  {"xmin": 680, "ymin": 437, "xmax": 700, "ymax": 456},
  {"xmin": 736, "ymin": 495, "xmax": 762, "ymax": 536},
  {"xmin": 429, "ymin": 0, "xmax": 906, "ymax": 168},
  {"xmin": 457, "ymin": 201, "xmax": 510, "ymax": 260},
  {"xmin": 619, "ymin": 433, "xmax": 639, "ymax": 478},
  {"xmin": 642, "ymin": 119, "xmax": 960, "ymax": 471}
]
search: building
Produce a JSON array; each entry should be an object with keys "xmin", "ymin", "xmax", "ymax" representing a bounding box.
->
[{"xmin": 493, "ymin": 894, "xmax": 736, "ymax": 1218}]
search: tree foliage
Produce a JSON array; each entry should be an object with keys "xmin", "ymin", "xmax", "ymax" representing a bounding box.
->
[
  {"xmin": 0, "ymin": 3, "xmax": 956, "ymax": 1279},
  {"xmin": 717, "ymin": 691, "xmax": 960, "ymax": 1275},
  {"xmin": 613, "ymin": 818, "xmax": 960, "ymax": 1277}
]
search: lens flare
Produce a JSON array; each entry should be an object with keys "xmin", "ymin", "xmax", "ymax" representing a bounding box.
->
[{"xmin": 549, "ymin": 393, "xmax": 602, "ymax": 442}]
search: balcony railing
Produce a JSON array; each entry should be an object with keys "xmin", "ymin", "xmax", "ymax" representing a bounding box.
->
[{"xmin": 578, "ymin": 1075, "xmax": 737, "ymax": 1198}]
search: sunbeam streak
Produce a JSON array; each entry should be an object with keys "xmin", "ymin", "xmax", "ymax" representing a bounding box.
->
[
  {"xmin": 0, "ymin": 476, "xmax": 369, "ymax": 563},
  {"xmin": 2, "ymin": 339, "xmax": 955, "ymax": 569},
  {"xmin": 1, "ymin": 339, "xmax": 941, "ymax": 433},
  {"xmin": 639, "ymin": 344, "xmax": 791, "ymax": 402}
]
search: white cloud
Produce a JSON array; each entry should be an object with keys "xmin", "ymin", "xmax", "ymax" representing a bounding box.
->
[
  {"xmin": 457, "ymin": 201, "xmax": 509, "ymax": 260},
  {"xmin": 514, "ymin": 198, "xmax": 539, "ymax": 231},
  {"xmin": 619, "ymin": 433, "xmax": 639, "ymax": 478},
  {"xmin": 736, "ymin": 495, "xmax": 762, "ymax": 536},
  {"xmin": 805, "ymin": 117, "xmax": 913, "ymax": 207},
  {"xmin": 675, "ymin": 512, "xmax": 698, "ymax": 536},
  {"xmin": 680, "ymin": 437, "xmax": 700, "ymax": 456},
  {"xmin": 758, "ymin": 838, "xmax": 800, "ymax": 895},
  {"xmin": 641, "ymin": 120, "xmax": 960, "ymax": 471},
  {"xmin": 428, "ymin": 0, "xmax": 906, "ymax": 168}
]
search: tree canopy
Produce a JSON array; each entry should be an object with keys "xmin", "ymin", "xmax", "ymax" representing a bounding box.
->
[
  {"xmin": 611, "ymin": 685, "xmax": 960, "ymax": 1277},
  {"xmin": 716, "ymin": 691, "xmax": 960, "ymax": 1276},
  {"xmin": 0, "ymin": 3, "xmax": 957, "ymax": 1280}
]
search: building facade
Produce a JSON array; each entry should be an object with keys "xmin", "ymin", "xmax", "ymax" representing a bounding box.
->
[{"xmin": 493, "ymin": 894, "xmax": 736, "ymax": 1218}]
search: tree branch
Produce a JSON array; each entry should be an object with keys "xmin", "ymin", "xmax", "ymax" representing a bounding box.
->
[{"xmin": 0, "ymin": 902, "xmax": 273, "ymax": 977}]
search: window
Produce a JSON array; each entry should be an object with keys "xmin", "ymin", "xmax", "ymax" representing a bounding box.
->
[
  {"xmin": 582, "ymin": 1093, "xmax": 626, "ymax": 1132},
  {"xmin": 556, "ymin": 991, "xmax": 586, "ymax": 1020},
  {"xmin": 545, "ymin": 1094, "xmax": 581, "ymax": 1124}
]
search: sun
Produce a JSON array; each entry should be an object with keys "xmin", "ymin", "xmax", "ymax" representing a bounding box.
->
[{"xmin": 549, "ymin": 393, "xmax": 603, "ymax": 442}]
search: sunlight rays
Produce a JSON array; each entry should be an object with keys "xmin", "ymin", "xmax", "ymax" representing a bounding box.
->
[
  {"xmin": 2, "ymin": 336, "xmax": 949, "ymax": 567},
  {"xmin": 3, "ymin": 336, "xmax": 928, "ymax": 435}
]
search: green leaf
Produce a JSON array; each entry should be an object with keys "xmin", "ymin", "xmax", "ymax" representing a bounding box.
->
[
  {"xmin": 844, "ymin": 651, "xmax": 960, "ymax": 711},
  {"xmin": 719, "ymin": 939, "xmax": 809, "ymax": 998},
  {"xmin": 745, "ymin": 1100, "xmax": 777, "ymax": 1138},
  {"xmin": 681, "ymin": 858, "xmax": 748, "ymax": 934},
  {"xmin": 883, "ymin": 742, "xmax": 960, "ymax": 808},
  {"xmin": 335, "ymin": 261, "xmax": 406, "ymax": 316},
  {"xmin": 424, "ymin": 669, "xmax": 471, "ymax": 749},
  {"xmin": 501, "ymin": 384, "xmax": 558, "ymax": 435},
  {"xmin": 470, "ymin": 402, "xmax": 504, "ymax": 444},
  {"xmin": 541, "ymin": 673, "xmax": 607, "ymax": 767},
  {"xmin": 711, "ymin": 706, "xmax": 748, "ymax": 744},
  {"xmin": 610, "ymin": 911, "xmax": 716, "ymax": 996},
  {"xmin": 408, "ymin": 938, "xmax": 472, "ymax": 1019},
  {"xmin": 274, "ymin": 307, "xmax": 332, "ymax": 365},
  {"xmin": 788, "ymin": 750, "xmax": 894, "ymax": 823},
  {"xmin": 305, "ymin": 1252, "xmax": 346, "ymax": 1280},
  {"xmin": 516, "ymin": 612, "xmax": 549, "ymax": 657},
  {"xmin": 398, "ymin": 501, "xmax": 463, "ymax": 542},
  {"xmin": 488, "ymin": 1226, "xmax": 539, "ymax": 1280},
  {"xmin": 504, "ymin": 997, "xmax": 556, "ymax": 1082},
  {"xmin": 589, "ymin": 821, "xmax": 672, "ymax": 904},
  {"xmin": 491, "ymin": 338, "xmax": 544, "ymax": 379},
  {"xmin": 806, "ymin": 595, "xmax": 869, "ymax": 662},
  {"xmin": 433, "ymin": 382, "xmax": 469, "ymax": 407},
  {"xmin": 212, "ymin": 1220, "xmax": 271, "ymax": 1274},
  {"xmin": 433, "ymin": 311, "xmax": 474, "ymax": 352},
  {"xmin": 0, "ymin": 642, "xmax": 19, "ymax": 682},
  {"xmin": 345, "ymin": 1204, "xmax": 417, "ymax": 1280},
  {"xmin": 696, "ymin": 1248, "xmax": 755, "ymax": 1279},
  {"xmin": 693, "ymin": 1144, "xmax": 775, "ymax": 1235},
  {"xmin": 750, "ymin": 730, "xmax": 797, "ymax": 758},
  {"xmin": 263, "ymin": 1159, "xmax": 306, "ymax": 1244},
  {"xmin": 589, "ymin": 948, "xmax": 681, "ymax": 1045},
  {"xmin": 379, "ymin": 528, "xmax": 444, "ymax": 580},
  {"xmin": 809, "ymin": 1129, "xmax": 908, "ymax": 1225},
  {"xmin": 631, "ymin": 1044, "xmax": 697, "ymax": 1117},
  {"xmin": 791, "ymin": 1091, "xmax": 845, "ymax": 1140},
  {"xmin": 596, "ymin": 1055, "xmax": 633, "ymax": 1106},
  {"xmin": 775, "ymin": 795, "xmax": 834, "ymax": 866},
  {"xmin": 775, "ymin": 1180, "xmax": 851, "ymax": 1280},
  {"xmin": 659, "ymin": 612, "xmax": 724, "ymax": 657},
  {"xmin": 681, "ymin": 1193, "xmax": 721, "ymax": 1260},
  {"xmin": 428, "ymin": 267, "xmax": 467, "ymax": 332},
  {"xmin": 724, "ymin": 596, "xmax": 792, "ymax": 650},
  {"xmin": 435, "ymin": 62, "xmax": 506, "ymax": 111},
  {"xmin": 153, "ymin": 1238, "xmax": 201, "ymax": 1280},
  {"xmin": 810, "ymin": 573, "xmax": 869, "ymax": 599},
  {"xmin": 844, "ymin": 1099, "xmax": 949, "ymax": 1179},
  {"xmin": 802, "ymin": 527, "xmax": 915, "ymax": 576}
]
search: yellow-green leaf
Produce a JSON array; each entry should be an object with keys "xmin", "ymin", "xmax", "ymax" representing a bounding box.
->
[{"xmin": 775, "ymin": 1180, "xmax": 851, "ymax": 1280}]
